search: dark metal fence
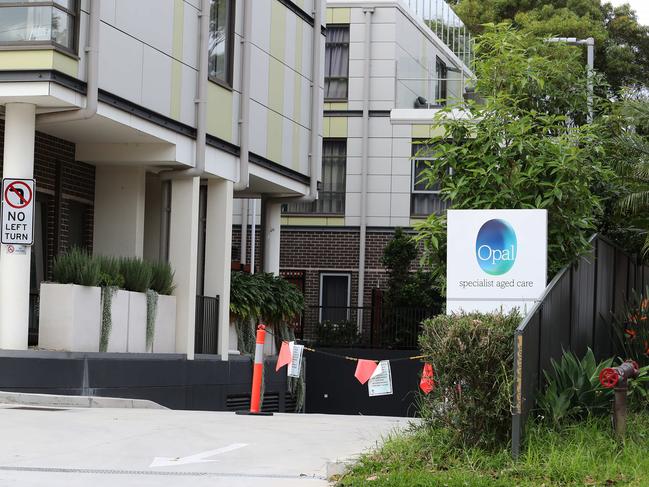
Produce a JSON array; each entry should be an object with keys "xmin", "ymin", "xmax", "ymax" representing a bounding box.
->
[
  {"xmin": 195, "ymin": 295, "xmax": 219, "ymax": 354},
  {"xmin": 303, "ymin": 305, "xmax": 437, "ymax": 349},
  {"xmin": 28, "ymin": 292, "xmax": 39, "ymax": 347},
  {"xmin": 512, "ymin": 236, "xmax": 649, "ymax": 457}
]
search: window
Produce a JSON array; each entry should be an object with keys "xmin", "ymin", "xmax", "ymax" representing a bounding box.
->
[
  {"xmin": 324, "ymin": 25, "xmax": 349, "ymax": 101},
  {"xmin": 319, "ymin": 273, "xmax": 351, "ymax": 323},
  {"xmin": 0, "ymin": 0, "xmax": 78, "ymax": 52},
  {"xmin": 66, "ymin": 200, "xmax": 91, "ymax": 250},
  {"xmin": 208, "ymin": 0, "xmax": 234, "ymax": 86},
  {"xmin": 436, "ymin": 57, "xmax": 448, "ymax": 105},
  {"xmin": 411, "ymin": 141, "xmax": 448, "ymax": 217},
  {"xmin": 284, "ymin": 139, "xmax": 346, "ymax": 215}
]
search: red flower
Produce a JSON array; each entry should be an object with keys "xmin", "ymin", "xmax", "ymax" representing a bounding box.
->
[{"xmin": 625, "ymin": 328, "xmax": 637, "ymax": 339}]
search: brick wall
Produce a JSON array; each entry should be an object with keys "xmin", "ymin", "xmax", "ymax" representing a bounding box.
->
[{"xmin": 0, "ymin": 119, "xmax": 95, "ymax": 278}]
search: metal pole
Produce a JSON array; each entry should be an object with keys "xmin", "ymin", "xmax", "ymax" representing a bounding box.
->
[
  {"xmin": 250, "ymin": 199, "xmax": 256, "ymax": 274},
  {"xmin": 586, "ymin": 37, "xmax": 595, "ymax": 124}
]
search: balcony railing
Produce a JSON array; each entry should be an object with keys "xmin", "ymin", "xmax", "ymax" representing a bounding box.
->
[{"xmin": 400, "ymin": 0, "xmax": 474, "ymax": 68}]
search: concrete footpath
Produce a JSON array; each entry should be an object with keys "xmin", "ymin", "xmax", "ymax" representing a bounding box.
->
[{"xmin": 0, "ymin": 405, "xmax": 412, "ymax": 486}]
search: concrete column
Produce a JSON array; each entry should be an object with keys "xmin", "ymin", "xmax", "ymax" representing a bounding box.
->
[
  {"xmin": 93, "ymin": 166, "xmax": 146, "ymax": 258},
  {"xmin": 168, "ymin": 177, "xmax": 200, "ymax": 359},
  {"xmin": 263, "ymin": 200, "xmax": 282, "ymax": 276},
  {"xmin": 203, "ymin": 178, "xmax": 233, "ymax": 360},
  {"xmin": 0, "ymin": 103, "xmax": 36, "ymax": 350}
]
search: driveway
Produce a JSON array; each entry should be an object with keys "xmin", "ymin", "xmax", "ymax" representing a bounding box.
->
[{"xmin": 0, "ymin": 406, "xmax": 411, "ymax": 486}]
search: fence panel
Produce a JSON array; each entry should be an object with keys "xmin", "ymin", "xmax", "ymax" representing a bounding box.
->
[
  {"xmin": 538, "ymin": 270, "xmax": 572, "ymax": 377},
  {"xmin": 303, "ymin": 305, "xmax": 437, "ymax": 349},
  {"xmin": 570, "ymin": 250, "xmax": 597, "ymax": 358},
  {"xmin": 512, "ymin": 236, "xmax": 645, "ymax": 458},
  {"xmin": 594, "ymin": 240, "xmax": 616, "ymax": 359},
  {"xmin": 195, "ymin": 295, "xmax": 219, "ymax": 354}
]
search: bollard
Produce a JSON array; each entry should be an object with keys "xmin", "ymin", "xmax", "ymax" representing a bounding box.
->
[
  {"xmin": 236, "ymin": 324, "xmax": 273, "ymax": 416},
  {"xmin": 599, "ymin": 361, "xmax": 639, "ymax": 440}
]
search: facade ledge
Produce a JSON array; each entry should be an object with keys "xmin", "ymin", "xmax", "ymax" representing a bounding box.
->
[{"xmin": 390, "ymin": 107, "xmax": 471, "ymax": 125}]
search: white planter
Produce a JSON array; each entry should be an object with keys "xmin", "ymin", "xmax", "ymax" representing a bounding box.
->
[
  {"xmin": 127, "ymin": 291, "xmax": 147, "ymax": 353},
  {"xmin": 105, "ymin": 290, "xmax": 129, "ymax": 353},
  {"xmin": 263, "ymin": 327, "xmax": 277, "ymax": 356},
  {"xmin": 229, "ymin": 322, "xmax": 240, "ymax": 354},
  {"xmin": 152, "ymin": 294, "xmax": 176, "ymax": 353},
  {"xmin": 39, "ymin": 283, "xmax": 101, "ymax": 352}
]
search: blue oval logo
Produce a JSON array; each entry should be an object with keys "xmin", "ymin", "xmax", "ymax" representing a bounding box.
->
[{"xmin": 475, "ymin": 219, "xmax": 517, "ymax": 276}]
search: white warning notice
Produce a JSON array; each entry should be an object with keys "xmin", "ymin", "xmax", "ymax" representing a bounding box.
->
[
  {"xmin": 288, "ymin": 344, "xmax": 304, "ymax": 378},
  {"xmin": 368, "ymin": 360, "xmax": 393, "ymax": 397}
]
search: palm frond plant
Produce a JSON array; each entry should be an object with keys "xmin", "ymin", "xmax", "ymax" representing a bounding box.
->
[{"xmin": 612, "ymin": 98, "xmax": 649, "ymax": 255}]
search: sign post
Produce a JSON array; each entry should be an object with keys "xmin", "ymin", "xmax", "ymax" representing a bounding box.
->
[
  {"xmin": 446, "ymin": 209, "xmax": 547, "ymax": 315},
  {"xmin": 1, "ymin": 178, "xmax": 35, "ymax": 246}
]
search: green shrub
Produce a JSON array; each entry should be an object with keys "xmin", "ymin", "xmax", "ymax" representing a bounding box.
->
[
  {"xmin": 537, "ymin": 349, "xmax": 614, "ymax": 426},
  {"xmin": 96, "ymin": 255, "xmax": 124, "ymax": 288},
  {"xmin": 150, "ymin": 261, "xmax": 175, "ymax": 295},
  {"xmin": 51, "ymin": 247, "xmax": 101, "ymax": 287},
  {"xmin": 119, "ymin": 257, "xmax": 152, "ymax": 293},
  {"xmin": 316, "ymin": 320, "xmax": 361, "ymax": 347},
  {"xmin": 419, "ymin": 310, "xmax": 521, "ymax": 449}
]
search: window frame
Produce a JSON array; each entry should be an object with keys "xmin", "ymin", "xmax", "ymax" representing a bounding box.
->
[
  {"xmin": 319, "ymin": 272, "xmax": 352, "ymax": 323},
  {"xmin": 410, "ymin": 140, "xmax": 448, "ymax": 217},
  {"xmin": 283, "ymin": 138, "xmax": 347, "ymax": 216},
  {"xmin": 324, "ymin": 23, "xmax": 350, "ymax": 102},
  {"xmin": 435, "ymin": 56, "xmax": 448, "ymax": 105},
  {"xmin": 207, "ymin": 0, "xmax": 236, "ymax": 90},
  {"xmin": 0, "ymin": 0, "xmax": 80, "ymax": 58}
]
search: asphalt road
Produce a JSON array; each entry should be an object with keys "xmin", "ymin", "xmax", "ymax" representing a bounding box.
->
[{"xmin": 0, "ymin": 406, "xmax": 411, "ymax": 486}]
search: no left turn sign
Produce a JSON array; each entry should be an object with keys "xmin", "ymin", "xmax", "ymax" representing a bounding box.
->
[
  {"xmin": 1, "ymin": 178, "xmax": 35, "ymax": 246},
  {"xmin": 4, "ymin": 180, "xmax": 33, "ymax": 209}
]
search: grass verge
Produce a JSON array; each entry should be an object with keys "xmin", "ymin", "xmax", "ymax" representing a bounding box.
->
[{"xmin": 336, "ymin": 414, "xmax": 649, "ymax": 486}]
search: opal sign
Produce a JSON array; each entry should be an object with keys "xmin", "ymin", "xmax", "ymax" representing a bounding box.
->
[{"xmin": 447, "ymin": 209, "xmax": 547, "ymax": 315}]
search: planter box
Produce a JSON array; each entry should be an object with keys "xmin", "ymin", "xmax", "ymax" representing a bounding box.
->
[
  {"xmin": 39, "ymin": 283, "xmax": 101, "ymax": 352},
  {"xmin": 152, "ymin": 294, "xmax": 176, "ymax": 353},
  {"xmin": 127, "ymin": 291, "xmax": 147, "ymax": 353},
  {"xmin": 105, "ymin": 290, "xmax": 129, "ymax": 353}
]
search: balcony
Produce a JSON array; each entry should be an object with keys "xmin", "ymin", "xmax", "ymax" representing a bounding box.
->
[{"xmin": 400, "ymin": 0, "xmax": 473, "ymax": 68}]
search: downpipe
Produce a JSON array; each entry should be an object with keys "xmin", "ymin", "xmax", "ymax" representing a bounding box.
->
[{"xmin": 357, "ymin": 8, "xmax": 374, "ymax": 330}]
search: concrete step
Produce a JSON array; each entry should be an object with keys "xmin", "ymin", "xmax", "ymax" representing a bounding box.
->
[{"xmin": 0, "ymin": 391, "xmax": 166, "ymax": 410}]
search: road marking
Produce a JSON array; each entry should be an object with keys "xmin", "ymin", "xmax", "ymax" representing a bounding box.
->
[{"xmin": 149, "ymin": 443, "xmax": 248, "ymax": 468}]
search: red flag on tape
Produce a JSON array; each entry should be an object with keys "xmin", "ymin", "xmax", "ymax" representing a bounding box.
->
[
  {"xmin": 275, "ymin": 341, "xmax": 292, "ymax": 371},
  {"xmin": 354, "ymin": 359, "xmax": 378, "ymax": 385},
  {"xmin": 420, "ymin": 363, "xmax": 434, "ymax": 395}
]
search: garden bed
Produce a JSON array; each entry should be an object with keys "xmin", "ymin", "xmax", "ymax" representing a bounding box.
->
[{"xmin": 337, "ymin": 415, "xmax": 649, "ymax": 486}]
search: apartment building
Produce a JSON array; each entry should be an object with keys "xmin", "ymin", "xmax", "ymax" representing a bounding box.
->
[
  {"xmin": 0, "ymin": 0, "xmax": 325, "ymax": 357},
  {"xmin": 233, "ymin": 0, "xmax": 473, "ymax": 340}
]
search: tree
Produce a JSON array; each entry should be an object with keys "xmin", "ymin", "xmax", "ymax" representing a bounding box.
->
[
  {"xmin": 414, "ymin": 25, "xmax": 614, "ymax": 288},
  {"xmin": 381, "ymin": 228, "xmax": 441, "ymax": 309},
  {"xmin": 450, "ymin": 0, "xmax": 649, "ymax": 92}
]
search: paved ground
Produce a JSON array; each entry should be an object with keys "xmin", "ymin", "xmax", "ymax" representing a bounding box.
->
[{"xmin": 0, "ymin": 406, "xmax": 412, "ymax": 486}]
